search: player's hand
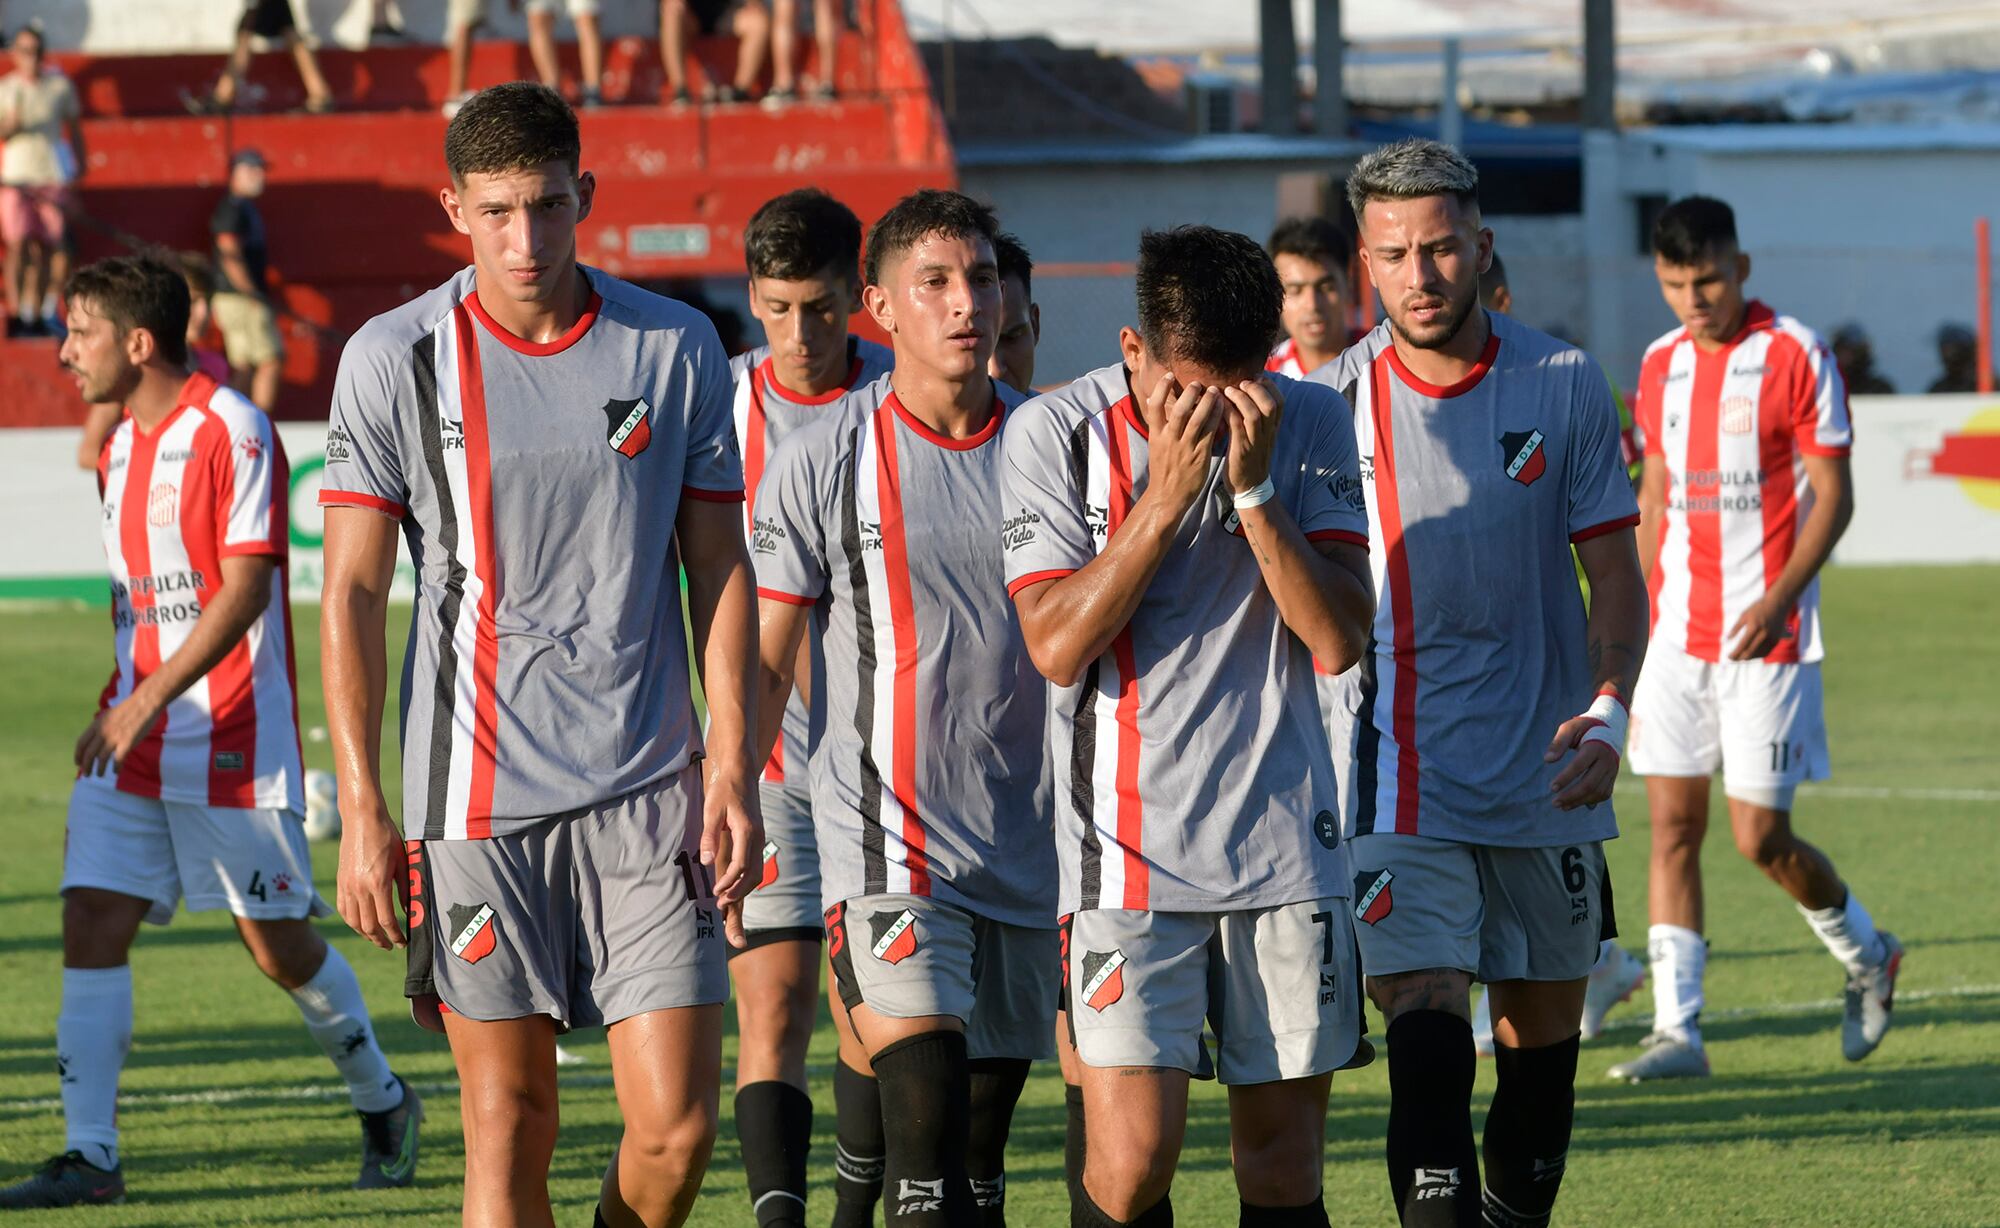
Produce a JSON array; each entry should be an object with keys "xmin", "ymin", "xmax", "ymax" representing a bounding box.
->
[
  {"xmin": 1221, "ymin": 378, "xmax": 1283, "ymax": 495},
  {"xmin": 1545, "ymin": 715, "xmax": 1621, "ymax": 810},
  {"xmin": 700, "ymin": 768, "xmax": 763, "ymax": 948},
  {"xmin": 1138, "ymin": 371, "xmax": 1223, "ymax": 517},
  {"xmin": 1726, "ymin": 596, "xmax": 1790, "ymax": 660},
  {"xmin": 337, "ymin": 791, "xmax": 407, "ymax": 950},
  {"xmin": 73, "ymin": 692, "xmax": 164, "ymax": 779}
]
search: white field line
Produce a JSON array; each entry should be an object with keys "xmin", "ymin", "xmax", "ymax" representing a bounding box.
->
[
  {"xmin": 1, "ymin": 984, "xmax": 1996, "ymax": 1115},
  {"xmin": 1611, "ymin": 780, "xmax": 2000, "ymax": 804}
]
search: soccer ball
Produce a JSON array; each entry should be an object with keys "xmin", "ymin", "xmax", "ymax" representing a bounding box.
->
[{"xmin": 303, "ymin": 770, "xmax": 341, "ymax": 842}]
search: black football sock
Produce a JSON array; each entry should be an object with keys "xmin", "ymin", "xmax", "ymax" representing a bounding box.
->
[
  {"xmin": 1073, "ymin": 1183, "xmax": 1174, "ymax": 1228},
  {"xmin": 831, "ymin": 1059, "xmax": 886, "ymax": 1228},
  {"xmin": 1239, "ymin": 1195, "xmax": 1331, "ymax": 1227},
  {"xmin": 1386, "ymin": 1010, "xmax": 1480, "ymax": 1228},
  {"xmin": 1064, "ymin": 1082, "xmax": 1088, "ymax": 1201},
  {"xmin": 872, "ymin": 1031, "xmax": 974, "ymax": 1225},
  {"xmin": 1480, "ymin": 1034, "xmax": 1580, "ymax": 1228},
  {"xmin": 968, "ymin": 1057, "xmax": 1032, "ymax": 1226},
  {"xmin": 734, "ymin": 1081, "xmax": 812, "ymax": 1228}
]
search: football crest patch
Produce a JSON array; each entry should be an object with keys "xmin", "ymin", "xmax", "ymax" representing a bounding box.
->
[
  {"xmin": 449, "ymin": 902, "xmax": 497, "ymax": 964},
  {"xmin": 1080, "ymin": 949, "xmax": 1127, "ymax": 1012},
  {"xmin": 603, "ymin": 396, "xmax": 653, "ymax": 458},
  {"xmin": 1500, "ymin": 429, "xmax": 1546, "ymax": 486},
  {"xmin": 1353, "ymin": 869, "xmax": 1394, "ymax": 926},
  {"xmin": 869, "ymin": 908, "xmax": 919, "ymax": 965},
  {"xmin": 757, "ymin": 840, "xmax": 780, "ymax": 890}
]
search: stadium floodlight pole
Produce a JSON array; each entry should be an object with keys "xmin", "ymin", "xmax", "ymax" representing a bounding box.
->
[
  {"xmin": 1260, "ymin": 0, "xmax": 1299, "ymax": 135},
  {"xmin": 1440, "ymin": 37, "xmax": 1464, "ymax": 150},
  {"xmin": 1977, "ymin": 216, "xmax": 1994, "ymax": 394},
  {"xmin": 1583, "ymin": 0, "xmax": 1616, "ymax": 132},
  {"xmin": 1313, "ymin": 0, "xmax": 1347, "ymax": 136}
]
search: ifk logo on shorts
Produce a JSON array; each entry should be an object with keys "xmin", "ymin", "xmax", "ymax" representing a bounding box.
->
[
  {"xmin": 896, "ymin": 1178, "xmax": 945, "ymax": 1214},
  {"xmin": 1413, "ymin": 1167, "xmax": 1461, "ymax": 1200}
]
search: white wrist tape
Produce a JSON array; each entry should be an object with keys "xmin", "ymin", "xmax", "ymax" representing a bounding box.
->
[
  {"xmin": 1232, "ymin": 478, "xmax": 1277, "ymax": 509},
  {"xmin": 1578, "ymin": 692, "xmax": 1628, "ymax": 754}
]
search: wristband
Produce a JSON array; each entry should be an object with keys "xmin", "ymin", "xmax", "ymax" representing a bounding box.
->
[
  {"xmin": 1232, "ymin": 478, "xmax": 1277, "ymax": 510},
  {"xmin": 1577, "ymin": 692, "xmax": 1628, "ymax": 755}
]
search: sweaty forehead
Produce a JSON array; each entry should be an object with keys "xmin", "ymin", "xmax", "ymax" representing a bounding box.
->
[
  {"xmin": 1361, "ymin": 195, "xmax": 1477, "ymax": 241},
  {"xmin": 461, "ymin": 163, "xmax": 577, "ymax": 204}
]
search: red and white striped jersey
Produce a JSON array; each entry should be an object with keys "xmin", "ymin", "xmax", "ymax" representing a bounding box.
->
[
  {"xmin": 1266, "ymin": 337, "xmax": 1308, "ymax": 378},
  {"xmin": 1633, "ymin": 301, "xmax": 1852, "ymax": 665},
  {"xmin": 93, "ymin": 372, "xmax": 301, "ymax": 811}
]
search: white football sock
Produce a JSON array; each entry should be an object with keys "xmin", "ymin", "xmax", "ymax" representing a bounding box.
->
[
  {"xmin": 289, "ymin": 947, "xmax": 402, "ymax": 1113},
  {"xmin": 1647, "ymin": 924, "xmax": 1706, "ymax": 1044},
  {"xmin": 58, "ymin": 966, "xmax": 132, "ymax": 1171},
  {"xmin": 1800, "ymin": 888, "xmax": 1885, "ymax": 976}
]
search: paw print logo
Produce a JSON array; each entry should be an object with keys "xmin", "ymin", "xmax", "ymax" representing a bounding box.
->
[
  {"xmin": 272, "ymin": 871, "xmax": 293, "ymax": 893},
  {"xmin": 237, "ymin": 434, "xmax": 264, "ymax": 461}
]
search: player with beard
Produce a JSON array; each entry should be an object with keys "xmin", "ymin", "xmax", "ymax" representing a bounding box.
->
[
  {"xmin": 1312, "ymin": 139, "xmax": 1648, "ymax": 1228},
  {"xmin": 726, "ymin": 187, "xmax": 892, "ymax": 1228},
  {"xmin": 750, "ymin": 189, "xmax": 1057, "ymax": 1227}
]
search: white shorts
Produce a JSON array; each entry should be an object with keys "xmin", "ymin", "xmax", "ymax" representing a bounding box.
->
[
  {"xmin": 61, "ymin": 773, "xmax": 327, "ymax": 926},
  {"xmin": 1628, "ymin": 643, "xmax": 1830, "ymax": 804},
  {"xmin": 447, "ymin": 0, "xmax": 598, "ymax": 30}
]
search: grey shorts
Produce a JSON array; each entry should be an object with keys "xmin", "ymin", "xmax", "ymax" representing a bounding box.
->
[
  {"xmin": 736, "ymin": 781, "xmax": 823, "ymax": 944},
  {"xmin": 1065, "ymin": 899, "xmax": 1365, "ymax": 1085},
  {"xmin": 1347, "ymin": 833, "xmax": 1615, "ymax": 984},
  {"xmin": 826, "ymin": 894, "xmax": 1057, "ymax": 1061},
  {"xmin": 405, "ymin": 770, "xmax": 727, "ymax": 1033}
]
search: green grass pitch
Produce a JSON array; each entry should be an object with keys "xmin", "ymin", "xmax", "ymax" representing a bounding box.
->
[{"xmin": 1, "ymin": 565, "xmax": 1995, "ymax": 1225}]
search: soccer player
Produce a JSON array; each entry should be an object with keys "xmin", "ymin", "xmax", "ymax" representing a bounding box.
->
[
  {"xmin": 1314, "ymin": 138, "xmax": 1648, "ymax": 1228},
  {"xmin": 1004, "ymin": 224, "xmax": 1374, "ymax": 1228},
  {"xmin": 991, "ymin": 230, "xmax": 1041, "ymax": 394},
  {"xmin": 750, "ymin": 188, "xmax": 1057, "ymax": 1227},
  {"xmin": 1611, "ymin": 195, "xmax": 1899, "ymax": 1081},
  {"xmin": 317, "ymin": 84, "xmax": 761, "ymax": 1228},
  {"xmin": 726, "ymin": 186, "xmax": 891, "ymax": 1228},
  {"xmin": 1266, "ymin": 214, "xmax": 1354, "ymax": 378},
  {"xmin": 1, "ymin": 254, "xmax": 417, "ymax": 1211}
]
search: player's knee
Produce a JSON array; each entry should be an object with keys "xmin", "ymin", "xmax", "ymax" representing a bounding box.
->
[
  {"xmin": 1085, "ymin": 1126, "xmax": 1177, "ymax": 1213},
  {"xmin": 59, "ymin": 890, "xmax": 143, "ymax": 967},
  {"xmin": 1230, "ymin": 1130, "xmax": 1321, "ymax": 1205},
  {"xmin": 1731, "ymin": 819, "xmax": 1792, "ymax": 868},
  {"xmin": 624, "ymin": 1096, "xmax": 719, "ymax": 1172},
  {"xmin": 464, "ymin": 1083, "xmax": 561, "ymax": 1161}
]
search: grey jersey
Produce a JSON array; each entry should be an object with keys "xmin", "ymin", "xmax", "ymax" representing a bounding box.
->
[
  {"xmin": 320, "ymin": 266, "xmax": 742, "ymax": 841},
  {"xmin": 731, "ymin": 337, "xmax": 895, "ymax": 790},
  {"xmin": 1310, "ymin": 314, "xmax": 1639, "ymax": 847},
  {"xmin": 752, "ymin": 377, "xmax": 1056, "ymax": 928},
  {"xmin": 999, "ymin": 363, "xmax": 1369, "ymax": 915}
]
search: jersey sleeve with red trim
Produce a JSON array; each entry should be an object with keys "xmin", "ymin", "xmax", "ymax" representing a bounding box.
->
[
  {"xmin": 1632, "ymin": 340, "xmax": 1672, "ymax": 460},
  {"xmin": 679, "ymin": 316, "xmax": 745, "ymax": 499},
  {"xmin": 1785, "ymin": 331, "xmax": 1854, "ymax": 456},
  {"xmin": 320, "ymin": 322, "xmax": 410, "ymax": 518},
  {"xmin": 1566, "ymin": 353, "xmax": 1642, "ymax": 541},
  {"xmin": 749, "ymin": 419, "xmax": 833, "ymax": 603},
  {"xmin": 1286, "ymin": 379, "xmax": 1370, "ymax": 543},
  {"xmin": 997, "ymin": 394, "xmax": 1097, "ymax": 595},
  {"xmin": 212, "ymin": 402, "xmax": 286, "ymax": 557}
]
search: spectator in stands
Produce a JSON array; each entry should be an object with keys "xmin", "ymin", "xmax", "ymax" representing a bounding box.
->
[
  {"xmin": 767, "ymin": 0, "xmax": 841, "ymax": 106},
  {"xmin": 445, "ymin": 0, "xmax": 606, "ymax": 117},
  {"xmin": 660, "ymin": 0, "xmax": 771, "ymax": 107},
  {"xmin": 1832, "ymin": 323, "xmax": 1894, "ymax": 395},
  {"xmin": 189, "ymin": 0, "xmax": 336, "ymax": 115},
  {"xmin": 1927, "ymin": 323, "xmax": 1992, "ymax": 394},
  {"xmin": 1, "ymin": 22, "xmax": 82, "ymax": 338},
  {"xmin": 210, "ymin": 150, "xmax": 284, "ymax": 412},
  {"xmin": 74, "ymin": 250, "xmax": 232, "ymax": 471}
]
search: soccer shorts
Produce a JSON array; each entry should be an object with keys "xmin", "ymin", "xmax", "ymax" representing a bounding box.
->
[
  {"xmin": 1346, "ymin": 834, "xmax": 1613, "ymax": 983},
  {"xmin": 1628, "ymin": 642, "xmax": 1830, "ymax": 806},
  {"xmin": 1064, "ymin": 899, "xmax": 1364, "ymax": 1085},
  {"xmin": 60, "ymin": 772, "xmax": 326, "ymax": 926},
  {"xmin": 404, "ymin": 769, "xmax": 727, "ymax": 1033},
  {"xmin": 210, "ymin": 291, "xmax": 285, "ymax": 370},
  {"xmin": 732, "ymin": 780, "xmax": 823, "ymax": 950},
  {"xmin": 0, "ymin": 185, "xmax": 67, "ymax": 247},
  {"xmin": 826, "ymin": 895, "xmax": 1056, "ymax": 1061},
  {"xmin": 446, "ymin": 0, "xmax": 598, "ymax": 30}
]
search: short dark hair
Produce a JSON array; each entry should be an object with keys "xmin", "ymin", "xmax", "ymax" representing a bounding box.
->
[
  {"xmin": 1652, "ymin": 196, "xmax": 1738, "ymax": 266},
  {"xmin": 993, "ymin": 231, "xmax": 1033, "ymax": 297},
  {"xmin": 863, "ymin": 188, "xmax": 998, "ymax": 287},
  {"xmin": 66, "ymin": 253, "xmax": 191, "ymax": 366},
  {"xmin": 744, "ymin": 188, "xmax": 864, "ymax": 284},
  {"xmin": 445, "ymin": 82, "xmax": 580, "ymax": 183},
  {"xmin": 1266, "ymin": 215, "xmax": 1348, "ymax": 269},
  {"xmin": 12, "ymin": 23, "xmax": 45, "ymax": 52},
  {"xmin": 1135, "ymin": 225, "xmax": 1282, "ymax": 375}
]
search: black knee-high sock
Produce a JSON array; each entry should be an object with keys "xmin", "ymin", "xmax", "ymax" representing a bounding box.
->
[
  {"xmin": 734, "ymin": 1081, "xmax": 812, "ymax": 1228},
  {"xmin": 1073, "ymin": 1183, "xmax": 1173, "ymax": 1228},
  {"xmin": 1385, "ymin": 1010, "xmax": 1480, "ymax": 1228},
  {"xmin": 872, "ymin": 1032, "xmax": 974, "ymax": 1225},
  {"xmin": 967, "ymin": 1057, "xmax": 1031, "ymax": 1227},
  {"xmin": 832, "ymin": 1059, "xmax": 886, "ymax": 1228},
  {"xmin": 1240, "ymin": 1196, "xmax": 1331, "ymax": 1227},
  {"xmin": 1064, "ymin": 1083, "xmax": 1087, "ymax": 1201},
  {"xmin": 1480, "ymin": 1035, "xmax": 1580, "ymax": 1228}
]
